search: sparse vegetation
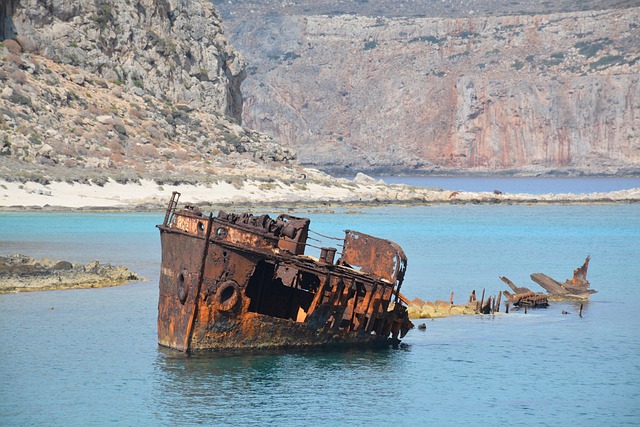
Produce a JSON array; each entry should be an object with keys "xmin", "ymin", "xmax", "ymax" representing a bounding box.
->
[
  {"xmin": 363, "ymin": 41, "xmax": 378, "ymax": 50},
  {"xmin": 114, "ymin": 174, "xmax": 140, "ymax": 184},
  {"xmin": 590, "ymin": 55, "xmax": 624, "ymax": 70},
  {"xmin": 282, "ymin": 52, "xmax": 301, "ymax": 61},
  {"xmin": 542, "ymin": 52, "xmax": 565, "ymax": 67},
  {"xmin": 224, "ymin": 176, "xmax": 245, "ymax": 189},
  {"xmin": 157, "ymin": 39, "xmax": 177, "ymax": 55},
  {"xmin": 457, "ymin": 31, "xmax": 479, "ymax": 39},
  {"xmin": 91, "ymin": 175, "xmax": 109, "ymax": 187},
  {"xmin": 449, "ymin": 51, "xmax": 470, "ymax": 61},
  {"xmin": 574, "ymin": 38, "xmax": 612, "ymax": 58},
  {"xmin": 93, "ymin": 1, "xmax": 114, "ymax": 30},
  {"xmin": 258, "ymin": 182, "xmax": 280, "ymax": 191},
  {"xmin": 9, "ymin": 91, "xmax": 32, "ymax": 107},
  {"xmin": 221, "ymin": 131, "xmax": 244, "ymax": 153},
  {"xmin": 113, "ymin": 124, "xmax": 127, "ymax": 136},
  {"xmin": 409, "ymin": 35, "xmax": 443, "ymax": 44}
]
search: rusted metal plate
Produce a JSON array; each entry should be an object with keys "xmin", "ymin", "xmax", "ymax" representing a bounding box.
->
[
  {"xmin": 568, "ymin": 255, "xmax": 590, "ymax": 288},
  {"xmin": 157, "ymin": 231, "xmax": 206, "ymax": 351},
  {"xmin": 342, "ymin": 230, "xmax": 407, "ymax": 285}
]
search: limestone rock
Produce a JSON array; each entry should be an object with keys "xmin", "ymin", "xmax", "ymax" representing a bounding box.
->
[
  {"xmin": 0, "ymin": 254, "xmax": 142, "ymax": 293},
  {"xmin": 216, "ymin": 1, "xmax": 640, "ymax": 176},
  {"xmin": 96, "ymin": 115, "xmax": 114, "ymax": 125},
  {"xmin": 10, "ymin": 0, "xmax": 246, "ymax": 122},
  {"xmin": 353, "ymin": 172, "xmax": 380, "ymax": 185},
  {"xmin": 0, "ymin": 0, "xmax": 297, "ymax": 183}
]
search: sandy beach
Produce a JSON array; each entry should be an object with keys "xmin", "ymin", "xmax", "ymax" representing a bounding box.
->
[{"xmin": 1, "ymin": 175, "xmax": 639, "ymax": 210}]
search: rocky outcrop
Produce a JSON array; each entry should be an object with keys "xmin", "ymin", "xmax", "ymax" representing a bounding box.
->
[
  {"xmin": 215, "ymin": 1, "xmax": 640, "ymax": 175},
  {"xmin": 407, "ymin": 298, "xmax": 482, "ymax": 319},
  {"xmin": 8, "ymin": 0, "xmax": 245, "ymax": 120},
  {"xmin": 0, "ymin": 254, "xmax": 141, "ymax": 293},
  {"xmin": 0, "ymin": 0, "xmax": 296, "ymax": 184}
]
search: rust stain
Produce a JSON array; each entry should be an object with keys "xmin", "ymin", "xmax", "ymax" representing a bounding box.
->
[
  {"xmin": 157, "ymin": 192, "xmax": 414, "ymax": 352},
  {"xmin": 570, "ymin": 255, "xmax": 590, "ymax": 287}
]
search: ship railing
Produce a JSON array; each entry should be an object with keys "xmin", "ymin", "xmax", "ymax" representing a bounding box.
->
[{"xmin": 306, "ymin": 228, "xmax": 406, "ymax": 303}]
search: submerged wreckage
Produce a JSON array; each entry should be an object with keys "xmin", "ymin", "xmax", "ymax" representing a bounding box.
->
[
  {"xmin": 157, "ymin": 192, "xmax": 413, "ymax": 352},
  {"xmin": 501, "ymin": 256, "xmax": 596, "ymax": 307},
  {"xmin": 530, "ymin": 256, "xmax": 596, "ymax": 301}
]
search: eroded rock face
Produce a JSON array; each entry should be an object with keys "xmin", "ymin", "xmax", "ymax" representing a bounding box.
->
[
  {"xmin": 11, "ymin": 0, "xmax": 245, "ymax": 121},
  {"xmin": 0, "ymin": 0, "xmax": 296, "ymax": 182},
  {"xmin": 216, "ymin": 2, "xmax": 640, "ymax": 175}
]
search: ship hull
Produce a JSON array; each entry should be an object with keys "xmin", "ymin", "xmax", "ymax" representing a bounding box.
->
[{"xmin": 157, "ymin": 193, "xmax": 412, "ymax": 352}]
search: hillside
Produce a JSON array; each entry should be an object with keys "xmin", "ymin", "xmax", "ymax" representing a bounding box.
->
[
  {"xmin": 214, "ymin": 0, "xmax": 640, "ymax": 176},
  {"xmin": 0, "ymin": 0, "xmax": 297, "ymax": 185}
]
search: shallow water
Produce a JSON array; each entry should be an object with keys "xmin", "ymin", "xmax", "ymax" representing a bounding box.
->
[{"xmin": 1, "ymin": 203, "xmax": 639, "ymax": 425}]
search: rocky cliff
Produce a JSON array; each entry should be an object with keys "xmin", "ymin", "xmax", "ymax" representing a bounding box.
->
[
  {"xmin": 7, "ymin": 0, "xmax": 245, "ymax": 119},
  {"xmin": 214, "ymin": 1, "xmax": 640, "ymax": 176},
  {"xmin": 0, "ymin": 0, "xmax": 296, "ymax": 184}
]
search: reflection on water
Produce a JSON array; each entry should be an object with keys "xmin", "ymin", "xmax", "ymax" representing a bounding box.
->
[{"xmin": 153, "ymin": 346, "xmax": 406, "ymax": 426}]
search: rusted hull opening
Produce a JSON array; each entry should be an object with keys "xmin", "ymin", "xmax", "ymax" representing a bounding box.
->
[
  {"xmin": 246, "ymin": 261, "xmax": 315, "ymax": 321},
  {"xmin": 157, "ymin": 192, "xmax": 413, "ymax": 352}
]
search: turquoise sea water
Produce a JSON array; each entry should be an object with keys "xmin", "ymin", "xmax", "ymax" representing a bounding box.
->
[{"xmin": 1, "ymin": 201, "xmax": 639, "ymax": 425}]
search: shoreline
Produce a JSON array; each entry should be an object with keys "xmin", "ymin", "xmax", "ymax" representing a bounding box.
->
[{"xmin": 1, "ymin": 177, "xmax": 639, "ymax": 212}]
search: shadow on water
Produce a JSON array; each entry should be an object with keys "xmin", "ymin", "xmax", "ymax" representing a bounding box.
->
[{"xmin": 152, "ymin": 344, "xmax": 411, "ymax": 425}]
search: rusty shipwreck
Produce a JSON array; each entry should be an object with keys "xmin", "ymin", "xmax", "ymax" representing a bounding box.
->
[{"xmin": 157, "ymin": 192, "xmax": 413, "ymax": 352}]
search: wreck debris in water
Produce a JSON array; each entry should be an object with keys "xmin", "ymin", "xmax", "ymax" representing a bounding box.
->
[
  {"xmin": 501, "ymin": 256, "xmax": 596, "ymax": 306},
  {"xmin": 531, "ymin": 256, "xmax": 596, "ymax": 301},
  {"xmin": 501, "ymin": 276, "xmax": 549, "ymax": 308},
  {"xmin": 157, "ymin": 192, "xmax": 414, "ymax": 352}
]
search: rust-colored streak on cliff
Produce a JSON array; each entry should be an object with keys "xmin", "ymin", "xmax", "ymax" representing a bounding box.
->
[{"xmin": 216, "ymin": 3, "xmax": 640, "ymax": 175}]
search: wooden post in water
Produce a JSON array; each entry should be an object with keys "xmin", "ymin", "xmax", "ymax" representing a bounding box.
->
[
  {"xmin": 495, "ymin": 291, "xmax": 502, "ymax": 313},
  {"xmin": 579, "ymin": 304, "xmax": 583, "ymax": 317},
  {"xmin": 479, "ymin": 289, "xmax": 485, "ymax": 314},
  {"xmin": 505, "ymin": 302, "xmax": 509, "ymax": 314},
  {"xmin": 524, "ymin": 306, "xmax": 528, "ymax": 314}
]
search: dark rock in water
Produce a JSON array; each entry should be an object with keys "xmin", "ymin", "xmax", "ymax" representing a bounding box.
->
[
  {"xmin": 53, "ymin": 261, "xmax": 73, "ymax": 270},
  {"xmin": 0, "ymin": 254, "xmax": 142, "ymax": 293}
]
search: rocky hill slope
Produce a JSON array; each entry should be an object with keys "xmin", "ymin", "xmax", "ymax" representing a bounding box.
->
[
  {"xmin": 0, "ymin": 0, "xmax": 296, "ymax": 185},
  {"xmin": 214, "ymin": 0, "xmax": 640, "ymax": 176}
]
